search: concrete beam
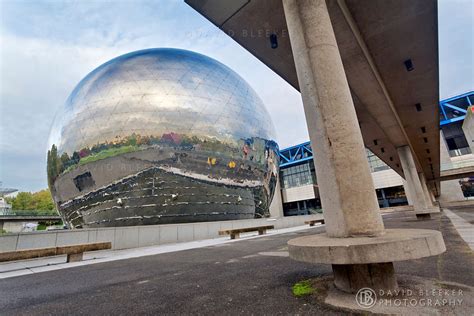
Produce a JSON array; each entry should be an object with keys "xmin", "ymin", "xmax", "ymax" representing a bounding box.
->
[{"xmin": 398, "ymin": 146, "xmax": 439, "ymax": 218}]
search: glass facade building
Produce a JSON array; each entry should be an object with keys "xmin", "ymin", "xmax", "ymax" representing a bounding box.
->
[
  {"xmin": 280, "ymin": 161, "xmax": 315, "ymax": 189},
  {"xmin": 366, "ymin": 149, "xmax": 390, "ymax": 172},
  {"xmin": 440, "ymin": 92, "xmax": 474, "ymax": 157},
  {"xmin": 279, "ymin": 149, "xmax": 407, "ymax": 216}
]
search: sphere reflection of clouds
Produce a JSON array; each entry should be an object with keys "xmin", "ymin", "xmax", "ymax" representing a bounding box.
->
[
  {"xmin": 49, "ymin": 48, "xmax": 276, "ymax": 155},
  {"xmin": 47, "ymin": 48, "xmax": 279, "ymax": 228}
]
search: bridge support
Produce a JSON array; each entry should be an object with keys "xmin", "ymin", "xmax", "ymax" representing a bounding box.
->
[
  {"xmin": 438, "ymin": 131, "xmax": 465, "ymax": 203},
  {"xmin": 283, "ymin": 0, "xmax": 445, "ymax": 293},
  {"xmin": 282, "ymin": 0, "xmax": 384, "ymax": 239},
  {"xmin": 419, "ymin": 172, "xmax": 438, "ymax": 206},
  {"xmin": 397, "ymin": 146, "xmax": 440, "ymax": 219}
]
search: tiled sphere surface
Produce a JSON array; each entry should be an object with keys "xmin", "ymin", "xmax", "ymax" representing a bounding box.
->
[
  {"xmin": 49, "ymin": 48, "xmax": 276, "ymax": 155},
  {"xmin": 47, "ymin": 48, "xmax": 279, "ymax": 228}
]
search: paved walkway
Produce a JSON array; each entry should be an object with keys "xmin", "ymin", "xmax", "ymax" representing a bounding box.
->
[
  {"xmin": 444, "ymin": 208, "xmax": 474, "ymax": 250},
  {"xmin": 0, "ymin": 211, "xmax": 473, "ymax": 315},
  {"xmin": 0, "ymin": 224, "xmax": 322, "ymax": 279},
  {"xmin": 449, "ymin": 206, "xmax": 474, "ymax": 223}
]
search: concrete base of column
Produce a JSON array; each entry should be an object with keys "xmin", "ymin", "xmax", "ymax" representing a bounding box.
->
[
  {"xmin": 397, "ymin": 146, "xmax": 441, "ymax": 218},
  {"xmin": 288, "ymin": 228, "xmax": 446, "ymax": 293},
  {"xmin": 412, "ymin": 205, "xmax": 440, "ymax": 218},
  {"xmin": 414, "ymin": 205, "xmax": 440, "ymax": 220},
  {"xmin": 332, "ymin": 262, "xmax": 397, "ymax": 293},
  {"xmin": 416, "ymin": 213, "xmax": 432, "ymax": 220}
]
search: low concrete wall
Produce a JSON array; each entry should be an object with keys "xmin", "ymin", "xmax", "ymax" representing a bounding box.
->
[
  {"xmin": 2, "ymin": 221, "xmax": 38, "ymax": 233},
  {"xmin": 0, "ymin": 215, "xmax": 323, "ymax": 252}
]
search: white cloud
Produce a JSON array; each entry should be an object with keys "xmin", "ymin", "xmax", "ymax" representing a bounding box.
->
[
  {"xmin": 0, "ymin": 33, "xmax": 135, "ymax": 191},
  {"xmin": 3, "ymin": 0, "xmax": 471, "ymax": 192},
  {"xmin": 0, "ymin": 2, "xmax": 308, "ymax": 191},
  {"xmin": 438, "ymin": 0, "xmax": 474, "ymax": 99}
]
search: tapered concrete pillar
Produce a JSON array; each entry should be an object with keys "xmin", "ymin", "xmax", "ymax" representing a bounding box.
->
[
  {"xmin": 438, "ymin": 131, "xmax": 465, "ymax": 203},
  {"xmin": 402, "ymin": 179, "xmax": 414, "ymax": 205},
  {"xmin": 283, "ymin": 0, "xmax": 445, "ymax": 294},
  {"xmin": 397, "ymin": 146, "xmax": 438, "ymax": 219},
  {"xmin": 429, "ymin": 189, "xmax": 437, "ymax": 204},
  {"xmin": 282, "ymin": 0, "xmax": 384, "ymax": 239},
  {"xmin": 283, "ymin": 0, "xmax": 389, "ymax": 293},
  {"xmin": 419, "ymin": 172, "xmax": 437, "ymax": 206}
]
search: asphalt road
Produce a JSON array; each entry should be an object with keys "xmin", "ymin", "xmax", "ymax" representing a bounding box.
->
[{"xmin": 1, "ymin": 211, "xmax": 473, "ymax": 315}]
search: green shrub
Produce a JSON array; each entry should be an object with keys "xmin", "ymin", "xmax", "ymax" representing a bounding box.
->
[{"xmin": 292, "ymin": 280, "xmax": 314, "ymax": 297}]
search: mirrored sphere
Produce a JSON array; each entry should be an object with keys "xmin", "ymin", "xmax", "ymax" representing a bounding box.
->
[{"xmin": 47, "ymin": 48, "xmax": 279, "ymax": 228}]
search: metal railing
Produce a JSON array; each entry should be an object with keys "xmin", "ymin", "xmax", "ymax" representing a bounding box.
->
[{"xmin": 0, "ymin": 210, "xmax": 60, "ymax": 217}]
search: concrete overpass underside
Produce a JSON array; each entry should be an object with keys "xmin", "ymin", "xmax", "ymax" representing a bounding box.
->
[{"xmin": 185, "ymin": 0, "xmax": 440, "ymax": 187}]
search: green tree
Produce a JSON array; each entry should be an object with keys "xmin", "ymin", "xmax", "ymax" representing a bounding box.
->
[
  {"xmin": 47, "ymin": 148, "xmax": 52, "ymax": 186},
  {"xmin": 47, "ymin": 144, "xmax": 64, "ymax": 186},
  {"xmin": 11, "ymin": 192, "xmax": 33, "ymax": 210},
  {"xmin": 60, "ymin": 152, "xmax": 70, "ymax": 172},
  {"xmin": 71, "ymin": 151, "xmax": 80, "ymax": 164},
  {"xmin": 32, "ymin": 189, "xmax": 55, "ymax": 211},
  {"xmin": 8, "ymin": 189, "xmax": 57, "ymax": 214}
]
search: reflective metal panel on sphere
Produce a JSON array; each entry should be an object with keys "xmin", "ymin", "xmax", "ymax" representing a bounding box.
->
[{"xmin": 47, "ymin": 48, "xmax": 279, "ymax": 228}]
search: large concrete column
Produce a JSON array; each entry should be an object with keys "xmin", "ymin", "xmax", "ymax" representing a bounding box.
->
[
  {"xmin": 438, "ymin": 130, "xmax": 465, "ymax": 203},
  {"xmin": 402, "ymin": 179, "xmax": 414, "ymax": 205},
  {"xmin": 282, "ymin": 0, "xmax": 445, "ymax": 296},
  {"xmin": 397, "ymin": 146, "xmax": 438, "ymax": 219},
  {"xmin": 419, "ymin": 172, "xmax": 437, "ymax": 206},
  {"xmin": 282, "ymin": 0, "xmax": 383, "ymax": 239},
  {"xmin": 282, "ymin": 0, "xmax": 395, "ymax": 293}
]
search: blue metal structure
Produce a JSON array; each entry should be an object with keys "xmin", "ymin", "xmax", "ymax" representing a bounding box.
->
[
  {"xmin": 279, "ymin": 91, "xmax": 474, "ymax": 167},
  {"xmin": 439, "ymin": 91, "xmax": 474, "ymax": 126},
  {"xmin": 279, "ymin": 141, "xmax": 312, "ymax": 167}
]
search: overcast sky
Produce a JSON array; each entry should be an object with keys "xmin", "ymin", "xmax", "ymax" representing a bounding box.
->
[{"xmin": 0, "ymin": 0, "xmax": 473, "ymax": 192}]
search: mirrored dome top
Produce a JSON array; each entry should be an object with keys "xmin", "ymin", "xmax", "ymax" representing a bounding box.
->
[{"xmin": 48, "ymin": 48, "xmax": 276, "ymax": 155}]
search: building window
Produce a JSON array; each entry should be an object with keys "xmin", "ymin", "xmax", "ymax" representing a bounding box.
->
[
  {"xmin": 73, "ymin": 172, "xmax": 95, "ymax": 192},
  {"xmin": 366, "ymin": 149, "xmax": 390, "ymax": 172},
  {"xmin": 283, "ymin": 198, "xmax": 322, "ymax": 216},
  {"xmin": 460, "ymin": 178, "xmax": 474, "ymax": 198},
  {"xmin": 376, "ymin": 186, "xmax": 408, "ymax": 208},
  {"xmin": 441, "ymin": 122, "xmax": 472, "ymax": 157},
  {"xmin": 280, "ymin": 161, "xmax": 315, "ymax": 189}
]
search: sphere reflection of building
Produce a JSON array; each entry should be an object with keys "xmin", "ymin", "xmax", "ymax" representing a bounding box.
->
[{"xmin": 47, "ymin": 48, "xmax": 279, "ymax": 228}]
